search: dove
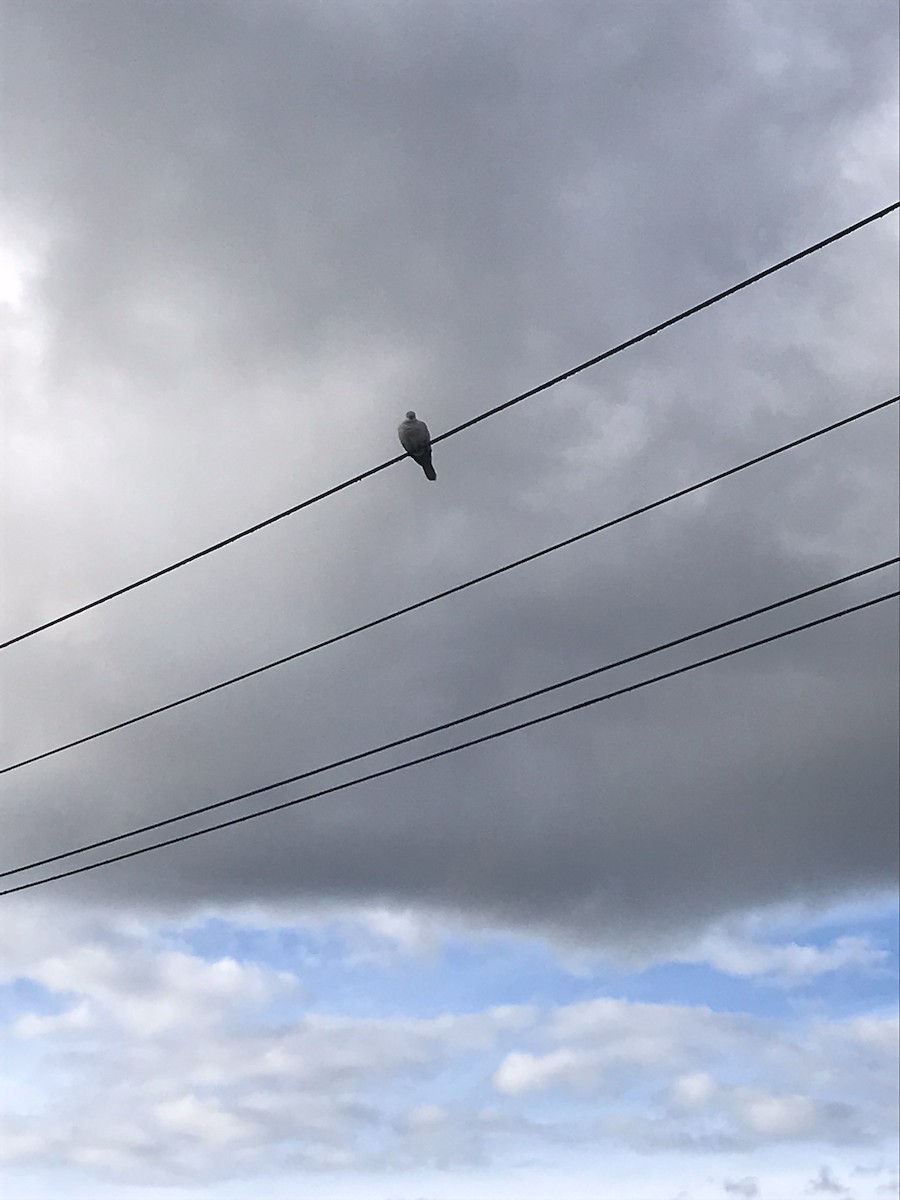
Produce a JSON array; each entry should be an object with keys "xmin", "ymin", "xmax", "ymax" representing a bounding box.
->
[{"xmin": 398, "ymin": 410, "xmax": 437, "ymax": 481}]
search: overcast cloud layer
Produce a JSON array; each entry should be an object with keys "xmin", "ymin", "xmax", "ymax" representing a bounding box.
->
[
  {"xmin": 0, "ymin": 1, "xmax": 898, "ymax": 1193},
  {"xmin": 3, "ymin": 0, "xmax": 897, "ymax": 944}
]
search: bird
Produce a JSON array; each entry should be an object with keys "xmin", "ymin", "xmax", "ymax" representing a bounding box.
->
[{"xmin": 397, "ymin": 410, "xmax": 437, "ymax": 481}]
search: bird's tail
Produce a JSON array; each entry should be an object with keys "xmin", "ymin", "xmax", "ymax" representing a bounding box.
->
[{"xmin": 417, "ymin": 451, "xmax": 437, "ymax": 481}]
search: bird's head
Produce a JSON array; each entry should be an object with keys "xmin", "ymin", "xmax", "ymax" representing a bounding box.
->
[{"xmin": 405, "ymin": 410, "xmax": 416, "ymax": 420}]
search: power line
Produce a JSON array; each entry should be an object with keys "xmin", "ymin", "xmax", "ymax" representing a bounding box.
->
[
  {"xmin": 12, "ymin": 559, "xmax": 893, "ymax": 869},
  {"xmin": 5, "ymin": 394, "xmax": 897, "ymax": 777},
  {"xmin": 3, "ymin": 201, "xmax": 896, "ymax": 654},
  {"xmin": 3, "ymin": 575, "xmax": 895, "ymax": 895},
  {"xmin": 430, "ymin": 204, "xmax": 899, "ymax": 447},
  {"xmin": 5, "ymin": 589, "xmax": 893, "ymax": 897}
]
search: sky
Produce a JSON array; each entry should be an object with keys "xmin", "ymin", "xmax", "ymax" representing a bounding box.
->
[{"xmin": 0, "ymin": 1, "xmax": 898, "ymax": 1198}]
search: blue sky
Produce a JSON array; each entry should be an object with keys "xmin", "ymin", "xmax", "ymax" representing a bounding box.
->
[{"xmin": 168, "ymin": 897, "xmax": 900, "ymax": 1021}]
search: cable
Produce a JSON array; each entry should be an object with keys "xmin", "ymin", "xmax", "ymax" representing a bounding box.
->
[
  {"xmin": 5, "ymin": 395, "xmax": 897, "ymax": 777},
  {"xmin": 430, "ymin": 204, "xmax": 899, "ymax": 446},
  {"xmin": 5, "ymin": 566, "xmax": 897, "ymax": 897},
  {"xmin": 5, "ymin": 589, "xmax": 894, "ymax": 897},
  {"xmin": 3, "ymin": 201, "xmax": 896, "ymax": 653}
]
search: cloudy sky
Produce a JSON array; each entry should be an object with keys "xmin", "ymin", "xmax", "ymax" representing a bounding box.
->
[{"xmin": 1, "ymin": 1, "xmax": 898, "ymax": 1197}]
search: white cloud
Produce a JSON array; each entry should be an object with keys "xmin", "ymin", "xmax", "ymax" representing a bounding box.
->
[
  {"xmin": 0, "ymin": 1119, "xmax": 48, "ymax": 1166},
  {"xmin": 738, "ymin": 1091, "xmax": 817, "ymax": 1138},
  {"xmin": 26, "ymin": 942, "xmax": 293, "ymax": 1036},
  {"xmin": 12, "ymin": 999, "xmax": 93, "ymax": 1039},
  {"xmin": 405, "ymin": 1104, "xmax": 447, "ymax": 1129},
  {"xmin": 842, "ymin": 1014, "xmax": 900, "ymax": 1055},
  {"xmin": 686, "ymin": 931, "xmax": 890, "ymax": 985},
  {"xmin": 153, "ymin": 1094, "xmax": 256, "ymax": 1145},
  {"xmin": 670, "ymin": 1071, "xmax": 718, "ymax": 1110},
  {"xmin": 493, "ymin": 1048, "xmax": 586, "ymax": 1096},
  {"xmin": 354, "ymin": 907, "xmax": 444, "ymax": 959},
  {"xmin": 0, "ymin": 914, "xmax": 893, "ymax": 1185}
]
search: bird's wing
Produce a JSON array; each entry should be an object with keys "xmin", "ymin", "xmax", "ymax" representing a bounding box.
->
[{"xmin": 399, "ymin": 421, "xmax": 430, "ymax": 455}]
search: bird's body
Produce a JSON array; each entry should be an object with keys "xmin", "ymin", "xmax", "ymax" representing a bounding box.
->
[{"xmin": 398, "ymin": 411, "xmax": 437, "ymax": 480}]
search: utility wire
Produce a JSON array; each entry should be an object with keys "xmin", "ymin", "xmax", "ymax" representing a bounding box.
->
[
  {"xmin": 3, "ymin": 201, "xmax": 896, "ymax": 653},
  {"xmin": 5, "ymin": 395, "xmax": 897, "ymax": 777},
  {"xmin": 5, "ymin": 589, "xmax": 894, "ymax": 897},
  {"xmin": 3, "ymin": 570, "xmax": 895, "ymax": 894}
]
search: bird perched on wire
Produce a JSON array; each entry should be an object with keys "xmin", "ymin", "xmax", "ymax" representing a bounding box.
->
[{"xmin": 398, "ymin": 411, "xmax": 437, "ymax": 481}]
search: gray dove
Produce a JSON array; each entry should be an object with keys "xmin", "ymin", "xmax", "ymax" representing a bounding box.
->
[{"xmin": 398, "ymin": 411, "xmax": 437, "ymax": 481}]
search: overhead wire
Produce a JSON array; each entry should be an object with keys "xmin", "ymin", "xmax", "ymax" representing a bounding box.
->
[
  {"xmin": 4, "ymin": 394, "xmax": 897, "ymax": 777},
  {"xmin": 4, "ymin": 589, "xmax": 895, "ymax": 897},
  {"xmin": 2, "ymin": 565, "xmax": 896, "ymax": 894},
  {"xmin": 2, "ymin": 200, "xmax": 896, "ymax": 653}
]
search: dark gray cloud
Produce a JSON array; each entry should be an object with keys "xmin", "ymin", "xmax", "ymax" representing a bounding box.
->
[
  {"xmin": 808, "ymin": 1165, "xmax": 852, "ymax": 1194},
  {"xmin": 1, "ymin": 0, "xmax": 898, "ymax": 949},
  {"xmin": 724, "ymin": 1179, "xmax": 759, "ymax": 1198}
]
